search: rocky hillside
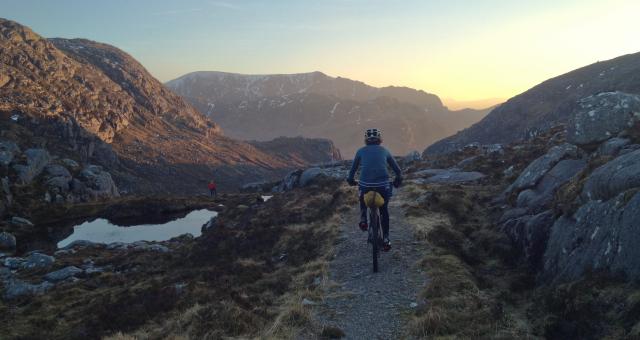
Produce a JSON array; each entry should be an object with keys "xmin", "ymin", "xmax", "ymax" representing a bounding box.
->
[
  {"xmin": 166, "ymin": 71, "xmax": 489, "ymax": 156},
  {"xmin": 0, "ymin": 18, "xmax": 337, "ymax": 196},
  {"xmin": 425, "ymin": 51, "xmax": 640, "ymax": 154}
]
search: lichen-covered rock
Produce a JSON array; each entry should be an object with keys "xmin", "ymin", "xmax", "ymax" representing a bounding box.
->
[
  {"xmin": 543, "ymin": 190, "xmax": 640, "ymax": 282},
  {"xmin": 516, "ymin": 159, "xmax": 586, "ymax": 213},
  {"xmin": 581, "ymin": 149, "xmax": 640, "ymax": 201},
  {"xmin": 567, "ymin": 92, "xmax": 640, "ymax": 145},
  {"xmin": 505, "ymin": 143, "xmax": 578, "ymax": 194},
  {"xmin": 12, "ymin": 148, "xmax": 50, "ymax": 184}
]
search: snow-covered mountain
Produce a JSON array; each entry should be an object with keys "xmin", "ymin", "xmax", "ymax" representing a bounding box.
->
[{"xmin": 167, "ymin": 71, "xmax": 489, "ymax": 156}]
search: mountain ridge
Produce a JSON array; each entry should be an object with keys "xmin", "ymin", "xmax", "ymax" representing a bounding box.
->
[{"xmin": 167, "ymin": 70, "xmax": 488, "ymax": 155}]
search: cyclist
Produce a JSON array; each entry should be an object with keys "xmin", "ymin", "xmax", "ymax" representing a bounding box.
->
[{"xmin": 347, "ymin": 128, "xmax": 402, "ymax": 251}]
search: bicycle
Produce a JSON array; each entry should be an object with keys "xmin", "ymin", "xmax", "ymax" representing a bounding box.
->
[{"xmin": 355, "ymin": 180, "xmax": 391, "ymax": 273}]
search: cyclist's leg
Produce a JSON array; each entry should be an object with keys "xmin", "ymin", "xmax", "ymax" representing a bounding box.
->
[{"xmin": 358, "ymin": 188, "xmax": 368, "ymax": 230}]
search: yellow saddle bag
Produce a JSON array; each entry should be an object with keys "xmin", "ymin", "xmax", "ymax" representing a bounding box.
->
[{"xmin": 364, "ymin": 191, "xmax": 385, "ymax": 208}]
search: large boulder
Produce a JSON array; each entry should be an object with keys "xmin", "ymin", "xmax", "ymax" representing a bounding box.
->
[
  {"xmin": 12, "ymin": 148, "xmax": 50, "ymax": 184},
  {"xmin": 505, "ymin": 143, "xmax": 578, "ymax": 195},
  {"xmin": 543, "ymin": 190, "xmax": 640, "ymax": 283},
  {"xmin": 78, "ymin": 165, "xmax": 119, "ymax": 199},
  {"xmin": 567, "ymin": 92, "xmax": 640, "ymax": 145},
  {"xmin": 581, "ymin": 149, "xmax": 640, "ymax": 201}
]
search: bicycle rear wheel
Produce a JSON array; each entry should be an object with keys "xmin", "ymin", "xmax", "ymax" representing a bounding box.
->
[{"xmin": 370, "ymin": 207, "xmax": 380, "ymax": 273}]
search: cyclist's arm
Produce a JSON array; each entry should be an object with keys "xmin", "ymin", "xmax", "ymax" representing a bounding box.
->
[
  {"xmin": 387, "ymin": 151, "xmax": 402, "ymax": 178},
  {"xmin": 347, "ymin": 151, "xmax": 361, "ymax": 182}
]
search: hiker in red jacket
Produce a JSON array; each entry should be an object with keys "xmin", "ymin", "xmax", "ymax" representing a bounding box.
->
[{"xmin": 208, "ymin": 180, "xmax": 217, "ymax": 197}]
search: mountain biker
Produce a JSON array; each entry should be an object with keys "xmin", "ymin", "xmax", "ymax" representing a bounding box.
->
[{"xmin": 347, "ymin": 128, "xmax": 402, "ymax": 251}]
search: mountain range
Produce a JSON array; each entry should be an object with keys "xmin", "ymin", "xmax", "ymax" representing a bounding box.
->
[
  {"xmin": 425, "ymin": 52, "xmax": 640, "ymax": 154},
  {"xmin": 0, "ymin": 18, "xmax": 338, "ymax": 193},
  {"xmin": 166, "ymin": 71, "xmax": 491, "ymax": 156}
]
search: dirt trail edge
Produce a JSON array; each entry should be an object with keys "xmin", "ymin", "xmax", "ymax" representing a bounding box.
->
[{"xmin": 313, "ymin": 189, "xmax": 428, "ymax": 339}]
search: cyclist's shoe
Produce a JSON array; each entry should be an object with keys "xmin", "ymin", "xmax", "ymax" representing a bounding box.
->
[
  {"xmin": 359, "ymin": 221, "xmax": 368, "ymax": 231},
  {"xmin": 383, "ymin": 238, "xmax": 391, "ymax": 252}
]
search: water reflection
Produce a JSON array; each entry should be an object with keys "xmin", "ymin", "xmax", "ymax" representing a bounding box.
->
[{"xmin": 57, "ymin": 209, "xmax": 217, "ymax": 248}]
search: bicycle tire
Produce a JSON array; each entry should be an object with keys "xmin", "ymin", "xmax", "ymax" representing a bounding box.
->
[{"xmin": 370, "ymin": 207, "xmax": 379, "ymax": 273}]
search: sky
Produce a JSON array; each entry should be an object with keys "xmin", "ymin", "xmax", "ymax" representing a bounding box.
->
[{"xmin": 3, "ymin": 0, "xmax": 640, "ymax": 102}]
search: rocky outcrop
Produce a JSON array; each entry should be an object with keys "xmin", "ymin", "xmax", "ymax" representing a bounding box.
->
[
  {"xmin": 272, "ymin": 163, "xmax": 350, "ymax": 192},
  {"xmin": 505, "ymin": 143, "xmax": 578, "ymax": 195},
  {"xmin": 567, "ymin": 92, "xmax": 640, "ymax": 145},
  {"xmin": 543, "ymin": 190, "xmax": 640, "ymax": 282}
]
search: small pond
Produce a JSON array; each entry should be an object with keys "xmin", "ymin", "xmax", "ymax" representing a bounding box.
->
[{"xmin": 57, "ymin": 209, "xmax": 217, "ymax": 248}]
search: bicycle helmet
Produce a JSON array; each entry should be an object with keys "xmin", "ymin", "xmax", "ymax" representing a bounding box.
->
[{"xmin": 365, "ymin": 128, "xmax": 382, "ymax": 142}]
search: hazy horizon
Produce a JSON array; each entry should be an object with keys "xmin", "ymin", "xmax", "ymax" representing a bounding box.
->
[{"xmin": 4, "ymin": 0, "xmax": 640, "ymax": 103}]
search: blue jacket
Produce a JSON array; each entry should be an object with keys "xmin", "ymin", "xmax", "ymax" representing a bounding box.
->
[{"xmin": 347, "ymin": 145, "xmax": 402, "ymax": 187}]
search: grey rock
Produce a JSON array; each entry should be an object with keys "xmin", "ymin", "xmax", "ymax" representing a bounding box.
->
[
  {"xmin": 79, "ymin": 165, "xmax": 119, "ymax": 199},
  {"xmin": 0, "ymin": 231, "xmax": 16, "ymax": 251},
  {"xmin": 597, "ymin": 137, "xmax": 630, "ymax": 156},
  {"xmin": 0, "ymin": 140, "xmax": 19, "ymax": 166},
  {"xmin": 543, "ymin": 190, "xmax": 640, "ymax": 282},
  {"xmin": 581, "ymin": 149, "xmax": 640, "ymax": 201},
  {"xmin": 106, "ymin": 242, "xmax": 128, "ymax": 250},
  {"xmin": 620, "ymin": 144, "xmax": 640, "ymax": 155},
  {"xmin": 10, "ymin": 216, "xmax": 33, "ymax": 227},
  {"xmin": 403, "ymin": 150, "xmax": 421, "ymax": 163},
  {"xmin": 456, "ymin": 156, "xmax": 479, "ymax": 169},
  {"xmin": 1, "ymin": 177, "xmax": 12, "ymax": 207},
  {"xmin": 422, "ymin": 171, "xmax": 485, "ymax": 184},
  {"xmin": 499, "ymin": 207, "xmax": 529, "ymax": 224},
  {"xmin": 53, "ymin": 249, "xmax": 76, "ymax": 256},
  {"xmin": 43, "ymin": 266, "xmax": 83, "ymax": 282},
  {"xmin": 46, "ymin": 176, "xmax": 71, "ymax": 194},
  {"xmin": 0, "ymin": 266, "xmax": 12, "ymax": 280},
  {"xmin": 506, "ymin": 143, "xmax": 578, "ymax": 194},
  {"xmin": 302, "ymin": 298, "xmax": 318, "ymax": 306},
  {"xmin": 503, "ymin": 165, "xmax": 516, "ymax": 177},
  {"xmin": 61, "ymin": 158, "xmax": 80, "ymax": 169},
  {"xmin": 411, "ymin": 168, "xmax": 449, "ymax": 178},
  {"xmin": 21, "ymin": 253, "xmax": 55, "ymax": 269},
  {"xmin": 567, "ymin": 92, "xmax": 640, "ymax": 145},
  {"xmin": 133, "ymin": 243, "xmax": 170, "ymax": 253},
  {"xmin": 299, "ymin": 167, "xmax": 325, "ymax": 187},
  {"xmin": 44, "ymin": 164, "xmax": 71, "ymax": 179},
  {"xmin": 516, "ymin": 159, "xmax": 587, "ymax": 213},
  {"xmin": 3, "ymin": 279, "xmax": 53, "ymax": 300},
  {"xmin": 3, "ymin": 257, "xmax": 23, "ymax": 269},
  {"xmin": 12, "ymin": 148, "xmax": 50, "ymax": 184},
  {"xmin": 62, "ymin": 240, "xmax": 104, "ymax": 250},
  {"xmin": 201, "ymin": 216, "xmax": 218, "ymax": 232}
]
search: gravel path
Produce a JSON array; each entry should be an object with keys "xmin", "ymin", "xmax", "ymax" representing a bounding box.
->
[{"xmin": 315, "ymin": 190, "xmax": 427, "ymax": 339}]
